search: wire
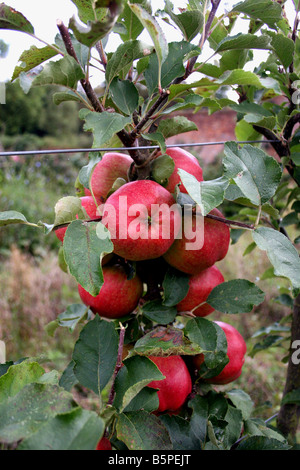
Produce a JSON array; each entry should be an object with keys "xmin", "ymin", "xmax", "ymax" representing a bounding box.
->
[{"xmin": 0, "ymin": 139, "xmax": 279, "ymax": 157}]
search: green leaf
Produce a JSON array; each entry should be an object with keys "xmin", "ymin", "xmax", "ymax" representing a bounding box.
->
[
  {"xmin": 206, "ymin": 279, "xmax": 265, "ymax": 314},
  {"xmin": 134, "ymin": 326, "xmax": 202, "ymax": 356},
  {"xmin": 162, "ymin": 266, "xmax": 190, "ymax": 307},
  {"xmin": 160, "ymin": 414, "xmax": 201, "ymax": 450},
  {"xmin": 63, "ymin": 220, "xmax": 113, "ymax": 297},
  {"xmin": 156, "ymin": 116, "xmax": 198, "ymax": 139},
  {"xmin": 281, "ymin": 388, "xmax": 300, "ymax": 405},
  {"xmin": 252, "ymin": 227, "xmax": 300, "ymax": 289},
  {"xmin": 45, "ymin": 304, "xmax": 91, "ymax": 337},
  {"xmin": 18, "ymin": 407, "xmax": 105, "ymax": 450},
  {"xmin": 12, "ymin": 45, "xmax": 59, "ymax": 82},
  {"xmin": 184, "ymin": 318, "xmax": 228, "ymax": 378},
  {"xmin": 0, "ymin": 362, "xmax": 45, "ymax": 404},
  {"xmin": 226, "ymin": 389, "xmax": 254, "ymax": 421},
  {"xmin": 79, "ymin": 109, "xmax": 132, "ymax": 148},
  {"xmin": 59, "ymin": 361, "xmax": 78, "ymax": 392},
  {"xmin": 178, "ymin": 171, "xmax": 229, "ymax": 216},
  {"xmin": 215, "ymin": 33, "xmax": 271, "ymax": 53},
  {"xmin": 32, "ymin": 55, "xmax": 85, "ymax": 90},
  {"xmin": 144, "ymin": 41, "xmax": 200, "ymax": 96},
  {"xmin": 0, "ymin": 383, "xmax": 75, "ymax": 443},
  {"xmin": 70, "ymin": 0, "xmax": 97, "ymax": 23},
  {"xmin": 128, "ymin": 2, "xmax": 168, "ymax": 91},
  {"xmin": 165, "ymin": 0, "xmax": 203, "ymax": 42},
  {"xmin": 250, "ymin": 335, "xmax": 284, "ymax": 357},
  {"xmin": 116, "ymin": 410, "xmax": 173, "ymax": 450},
  {"xmin": 0, "ymin": 4, "xmax": 34, "ymax": 33},
  {"xmin": 78, "ymin": 152, "xmax": 102, "ymax": 189},
  {"xmin": 141, "ymin": 299, "xmax": 178, "ymax": 325},
  {"xmin": 69, "ymin": 1, "xmax": 123, "ymax": 47},
  {"xmin": 188, "ymin": 395, "xmax": 209, "ymax": 446},
  {"xmin": 0, "ymin": 210, "xmax": 32, "ymax": 227},
  {"xmin": 105, "ymin": 39, "xmax": 154, "ymax": 87},
  {"xmin": 236, "ymin": 436, "xmax": 290, "ymax": 450},
  {"xmin": 231, "ymin": 0, "xmax": 282, "ymax": 29},
  {"xmin": 72, "ymin": 315, "xmax": 119, "ymax": 395},
  {"xmin": 118, "ymin": 0, "xmax": 152, "ymax": 41},
  {"xmin": 113, "ymin": 355, "xmax": 164, "ymax": 412},
  {"xmin": 53, "ymin": 196, "xmax": 86, "ymax": 228},
  {"xmin": 110, "ymin": 78, "xmax": 139, "ymax": 115},
  {"xmin": 150, "ymin": 154, "xmax": 175, "ymax": 186},
  {"xmin": 217, "ymin": 69, "xmax": 265, "ymax": 88},
  {"xmin": 268, "ymin": 32, "xmax": 295, "ymax": 69},
  {"xmin": 244, "ymin": 113, "xmax": 277, "ymax": 131},
  {"xmin": 53, "ymin": 90, "xmax": 83, "ymax": 106},
  {"xmin": 223, "ymin": 142, "xmax": 282, "ymax": 206}
]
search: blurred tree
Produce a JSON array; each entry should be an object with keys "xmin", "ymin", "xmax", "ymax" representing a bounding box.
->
[{"xmin": 0, "ymin": 80, "xmax": 86, "ymax": 140}]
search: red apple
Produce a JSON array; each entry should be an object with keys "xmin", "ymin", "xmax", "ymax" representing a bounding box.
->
[
  {"xmin": 163, "ymin": 207, "xmax": 230, "ymax": 275},
  {"xmin": 193, "ymin": 321, "xmax": 247, "ymax": 385},
  {"xmin": 156, "ymin": 147, "xmax": 203, "ymax": 194},
  {"xmin": 55, "ymin": 195, "xmax": 101, "ymax": 243},
  {"xmin": 176, "ymin": 265, "xmax": 225, "ymax": 317},
  {"xmin": 78, "ymin": 264, "xmax": 143, "ymax": 319},
  {"xmin": 147, "ymin": 355, "xmax": 192, "ymax": 413},
  {"xmin": 101, "ymin": 180, "xmax": 182, "ymax": 261},
  {"xmin": 96, "ymin": 437, "xmax": 112, "ymax": 450},
  {"xmin": 90, "ymin": 152, "xmax": 133, "ymax": 201}
]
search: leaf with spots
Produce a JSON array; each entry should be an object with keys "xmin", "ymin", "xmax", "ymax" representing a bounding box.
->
[
  {"xmin": 32, "ymin": 55, "xmax": 85, "ymax": 90},
  {"xmin": 206, "ymin": 279, "xmax": 265, "ymax": 314},
  {"xmin": 0, "ymin": 4, "xmax": 34, "ymax": 34},
  {"xmin": 133, "ymin": 326, "xmax": 203, "ymax": 356},
  {"xmin": 12, "ymin": 45, "xmax": 60, "ymax": 81},
  {"xmin": 116, "ymin": 410, "xmax": 173, "ymax": 450}
]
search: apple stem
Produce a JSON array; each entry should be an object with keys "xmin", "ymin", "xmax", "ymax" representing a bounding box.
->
[{"xmin": 107, "ymin": 323, "xmax": 126, "ymax": 406}]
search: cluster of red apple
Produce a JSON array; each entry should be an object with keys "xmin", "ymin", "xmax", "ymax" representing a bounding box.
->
[{"xmin": 55, "ymin": 147, "xmax": 247, "ymax": 431}]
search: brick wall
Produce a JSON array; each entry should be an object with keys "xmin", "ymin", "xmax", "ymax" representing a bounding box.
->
[{"xmin": 166, "ymin": 108, "xmax": 279, "ymax": 164}]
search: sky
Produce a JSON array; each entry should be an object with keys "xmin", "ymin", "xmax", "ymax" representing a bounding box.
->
[{"xmin": 0, "ymin": 0, "xmax": 298, "ymax": 86}]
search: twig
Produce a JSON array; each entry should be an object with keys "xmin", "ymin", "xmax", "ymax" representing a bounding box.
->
[
  {"xmin": 95, "ymin": 40, "xmax": 107, "ymax": 68},
  {"xmin": 56, "ymin": 20, "xmax": 105, "ymax": 114},
  {"xmin": 283, "ymin": 112, "xmax": 300, "ymax": 140},
  {"xmin": 107, "ymin": 323, "xmax": 126, "ymax": 406},
  {"xmin": 205, "ymin": 213, "xmax": 255, "ymax": 230},
  {"xmin": 185, "ymin": 0, "xmax": 222, "ymax": 78}
]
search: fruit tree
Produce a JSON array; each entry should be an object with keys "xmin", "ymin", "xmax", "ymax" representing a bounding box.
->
[{"xmin": 0, "ymin": 0, "xmax": 300, "ymax": 451}]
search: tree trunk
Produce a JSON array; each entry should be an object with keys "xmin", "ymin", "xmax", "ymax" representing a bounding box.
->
[{"xmin": 277, "ymin": 293, "xmax": 300, "ymax": 441}]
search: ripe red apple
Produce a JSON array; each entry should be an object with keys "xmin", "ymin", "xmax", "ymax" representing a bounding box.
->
[
  {"xmin": 176, "ymin": 265, "xmax": 225, "ymax": 317},
  {"xmin": 147, "ymin": 355, "xmax": 192, "ymax": 412},
  {"xmin": 156, "ymin": 147, "xmax": 203, "ymax": 194},
  {"xmin": 193, "ymin": 321, "xmax": 247, "ymax": 385},
  {"xmin": 96, "ymin": 437, "xmax": 112, "ymax": 450},
  {"xmin": 90, "ymin": 152, "xmax": 133, "ymax": 201},
  {"xmin": 55, "ymin": 195, "xmax": 101, "ymax": 243},
  {"xmin": 78, "ymin": 264, "xmax": 143, "ymax": 319},
  {"xmin": 163, "ymin": 207, "xmax": 230, "ymax": 275},
  {"xmin": 101, "ymin": 180, "xmax": 182, "ymax": 261}
]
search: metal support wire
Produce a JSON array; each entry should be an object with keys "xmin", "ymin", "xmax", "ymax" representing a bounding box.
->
[{"xmin": 0, "ymin": 139, "xmax": 280, "ymax": 157}]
